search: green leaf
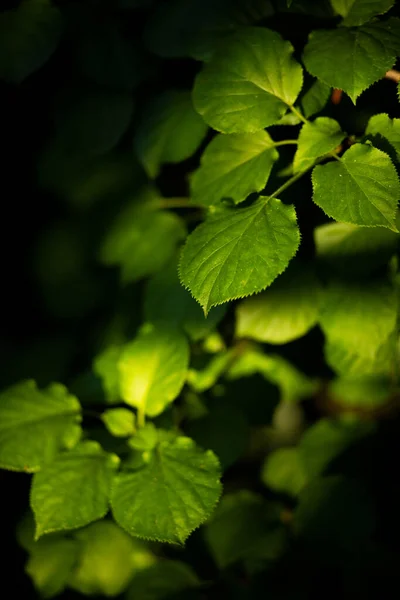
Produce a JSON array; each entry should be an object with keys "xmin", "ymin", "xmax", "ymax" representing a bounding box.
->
[
  {"xmin": 299, "ymin": 418, "xmax": 374, "ymax": 479},
  {"xmin": 31, "ymin": 441, "xmax": 120, "ymax": 538},
  {"xmin": 235, "ymin": 264, "xmax": 322, "ymax": 344},
  {"xmin": 126, "ymin": 561, "xmax": 200, "ymax": 600},
  {"xmin": 314, "ymin": 221, "xmax": 399, "ymax": 276},
  {"xmin": 365, "ymin": 113, "xmax": 400, "ymax": 163},
  {"xmin": 179, "ymin": 198, "xmax": 300, "ymax": 314},
  {"xmin": 144, "ymin": 258, "xmax": 226, "ymax": 342},
  {"xmin": 204, "ymin": 491, "xmax": 285, "ymax": 569},
  {"xmin": 53, "ymin": 87, "xmax": 134, "ymax": 158},
  {"xmin": 93, "ymin": 345, "xmax": 124, "ymax": 404},
  {"xmin": 0, "ymin": 0, "xmax": 63, "ymax": 83},
  {"xmin": 312, "ymin": 143, "xmax": 400, "ymax": 229},
  {"xmin": 134, "ymin": 91, "xmax": 208, "ymax": 178},
  {"xmin": 261, "ymin": 447, "xmax": 308, "ymax": 496},
  {"xmin": 303, "ymin": 19, "xmax": 400, "ymax": 103},
  {"xmin": 118, "ymin": 323, "xmax": 189, "ymax": 417},
  {"xmin": 0, "ymin": 380, "xmax": 81, "ymax": 472},
  {"xmin": 68, "ymin": 521, "xmax": 155, "ymax": 597},
  {"xmin": 191, "ymin": 131, "xmax": 279, "ymax": 207},
  {"xmin": 192, "ymin": 27, "xmax": 303, "ymax": 133},
  {"xmin": 319, "ymin": 279, "xmax": 397, "ymax": 361},
  {"xmin": 100, "ymin": 188, "xmax": 187, "ymax": 284},
  {"xmin": 102, "ymin": 408, "xmax": 136, "ymax": 437},
  {"xmin": 329, "ymin": 376, "xmax": 392, "ymax": 411},
  {"xmin": 143, "ymin": 0, "xmax": 274, "ymax": 61},
  {"xmin": 293, "ymin": 117, "xmax": 345, "ymax": 173},
  {"xmin": 294, "ymin": 475, "xmax": 376, "ymax": 550},
  {"xmin": 111, "ymin": 436, "xmax": 222, "ymax": 544},
  {"xmin": 299, "ymin": 79, "xmax": 331, "ymax": 118},
  {"xmin": 325, "ymin": 332, "xmax": 398, "ymax": 377},
  {"xmin": 330, "ymin": 0, "xmax": 395, "ymax": 27},
  {"xmin": 185, "ymin": 402, "xmax": 249, "ymax": 469},
  {"xmin": 26, "ymin": 537, "xmax": 79, "ymax": 599},
  {"xmin": 187, "ymin": 349, "xmax": 237, "ymax": 392}
]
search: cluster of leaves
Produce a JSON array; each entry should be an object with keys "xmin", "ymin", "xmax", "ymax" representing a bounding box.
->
[{"xmin": 1, "ymin": 0, "xmax": 400, "ymax": 598}]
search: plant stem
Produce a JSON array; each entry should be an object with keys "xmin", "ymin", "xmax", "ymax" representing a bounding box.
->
[
  {"xmin": 158, "ymin": 198, "xmax": 204, "ymax": 209},
  {"xmin": 273, "ymin": 139, "xmax": 298, "ymax": 147},
  {"xmin": 287, "ymin": 104, "xmax": 308, "ymax": 124},
  {"xmin": 137, "ymin": 407, "xmax": 146, "ymax": 429},
  {"xmin": 269, "ymin": 168, "xmax": 309, "ymax": 199}
]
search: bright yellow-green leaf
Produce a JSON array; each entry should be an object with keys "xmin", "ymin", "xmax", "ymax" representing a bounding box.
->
[
  {"xmin": 118, "ymin": 323, "xmax": 189, "ymax": 417},
  {"xmin": 0, "ymin": 380, "xmax": 81, "ymax": 472},
  {"xmin": 68, "ymin": 521, "xmax": 155, "ymax": 597},
  {"xmin": 102, "ymin": 408, "xmax": 136, "ymax": 437},
  {"xmin": 26, "ymin": 537, "xmax": 79, "ymax": 599},
  {"xmin": 193, "ymin": 27, "xmax": 303, "ymax": 133}
]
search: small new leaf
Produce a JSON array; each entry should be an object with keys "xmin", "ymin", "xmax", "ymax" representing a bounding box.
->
[
  {"xmin": 193, "ymin": 27, "xmax": 303, "ymax": 133},
  {"xmin": 118, "ymin": 323, "xmax": 189, "ymax": 417},
  {"xmin": 191, "ymin": 131, "xmax": 279, "ymax": 206},
  {"xmin": 111, "ymin": 436, "xmax": 222, "ymax": 544},
  {"xmin": 293, "ymin": 117, "xmax": 345, "ymax": 173},
  {"xmin": 31, "ymin": 441, "xmax": 120, "ymax": 538},
  {"xmin": 303, "ymin": 19, "xmax": 400, "ymax": 103},
  {"xmin": 312, "ymin": 143, "xmax": 400, "ymax": 229},
  {"xmin": 179, "ymin": 198, "xmax": 300, "ymax": 314},
  {"xmin": 0, "ymin": 380, "xmax": 81, "ymax": 472}
]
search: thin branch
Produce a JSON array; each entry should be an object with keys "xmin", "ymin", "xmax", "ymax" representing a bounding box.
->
[{"xmin": 385, "ymin": 69, "xmax": 400, "ymax": 83}]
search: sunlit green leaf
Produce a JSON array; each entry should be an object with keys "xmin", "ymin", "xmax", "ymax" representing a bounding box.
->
[
  {"xmin": 236, "ymin": 264, "xmax": 322, "ymax": 344},
  {"xmin": 312, "ymin": 143, "xmax": 400, "ymax": 229},
  {"xmin": 102, "ymin": 408, "xmax": 136, "ymax": 437},
  {"xmin": 26, "ymin": 537, "xmax": 79, "ymax": 599},
  {"xmin": 68, "ymin": 521, "xmax": 155, "ymax": 597},
  {"xmin": 319, "ymin": 279, "xmax": 397, "ymax": 361},
  {"xmin": 0, "ymin": 0, "xmax": 63, "ymax": 83},
  {"xmin": 329, "ymin": 376, "xmax": 392, "ymax": 411},
  {"xmin": 118, "ymin": 323, "xmax": 189, "ymax": 417},
  {"xmin": 179, "ymin": 198, "xmax": 300, "ymax": 314},
  {"xmin": 193, "ymin": 27, "xmax": 303, "ymax": 133},
  {"xmin": 144, "ymin": 258, "xmax": 226, "ymax": 341},
  {"xmin": 31, "ymin": 441, "xmax": 119, "ymax": 538},
  {"xmin": 330, "ymin": 0, "xmax": 394, "ymax": 27},
  {"xmin": 134, "ymin": 90, "xmax": 208, "ymax": 178},
  {"xmin": 191, "ymin": 131, "xmax": 279, "ymax": 206},
  {"xmin": 293, "ymin": 117, "xmax": 345, "ymax": 173},
  {"xmin": 111, "ymin": 436, "xmax": 222, "ymax": 544},
  {"xmin": 303, "ymin": 19, "xmax": 400, "ymax": 103},
  {"xmin": 0, "ymin": 380, "xmax": 81, "ymax": 472},
  {"xmin": 325, "ymin": 332, "xmax": 398, "ymax": 377}
]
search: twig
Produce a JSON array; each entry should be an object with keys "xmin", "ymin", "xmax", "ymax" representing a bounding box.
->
[{"xmin": 385, "ymin": 69, "xmax": 400, "ymax": 83}]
